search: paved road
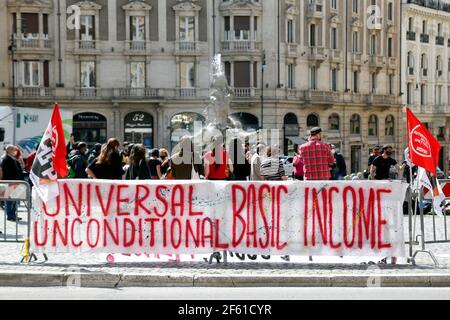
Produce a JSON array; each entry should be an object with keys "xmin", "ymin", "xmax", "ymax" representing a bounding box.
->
[{"xmin": 0, "ymin": 287, "xmax": 449, "ymax": 300}]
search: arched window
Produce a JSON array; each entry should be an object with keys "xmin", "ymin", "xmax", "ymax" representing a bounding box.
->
[
  {"xmin": 328, "ymin": 113, "xmax": 340, "ymax": 131},
  {"xmin": 307, "ymin": 114, "xmax": 319, "ymax": 127},
  {"xmin": 170, "ymin": 112, "xmax": 205, "ymax": 150},
  {"xmin": 368, "ymin": 115, "xmax": 378, "ymax": 137},
  {"xmin": 350, "ymin": 114, "xmax": 360, "ymax": 135},
  {"xmin": 385, "ymin": 115, "xmax": 395, "ymax": 136},
  {"xmin": 229, "ymin": 113, "xmax": 259, "ymax": 132},
  {"xmin": 421, "ymin": 53, "xmax": 428, "ymax": 69},
  {"xmin": 124, "ymin": 112, "xmax": 153, "ymax": 148},
  {"xmin": 407, "ymin": 51, "xmax": 414, "ymax": 68}
]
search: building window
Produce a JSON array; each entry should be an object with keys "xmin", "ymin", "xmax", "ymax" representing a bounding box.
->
[
  {"xmin": 387, "ymin": 37, "xmax": 393, "ymax": 57},
  {"xmin": 180, "ymin": 62, "xmax": 195, "ymax": 88},
  {"xmin": 287, "ymin": 19, "xmax": 294, "ymax": 43},
  {"xmin": 352, "ymin": 31, "xmax": 359, "ymax": 52},
  {"xmin": 80, "ymin": 15, "xmax": 95, "ymax": 41},
  {"xmin": 331, "ymin": 0, "xmax": 338, "ymax": 10},
  {"xmin": 350, "ymin": 114, "xmax": 360, "ymax": 135},
  {"xmin": 307, "ymin": 114, "xmax": 319, "ymax": 128},
  {"xmin": 351, "ymin": 146, "xmax": 361, "ymax": 174},
  {"xmin": 309, "ymin": 24, "xmax": 316, "ymax": 46},
  {"xmin": 352, "ymin": 0, "xmax": 358, "ymax": 13},
  {"xmin": 421, "ymin": 84, "xmax": 427, "ymax": 105},
  {"xmin": 287, "ymin": 64, "xmax": 294, "ymax": 89},
  {"xmin": 368, "ymin": 115, "xmax": 378, "ymax": 137},
  {"xmin": 388, "ymin": 2, "xmax": 393, "ymax": 21},
  {"xmin": 388, "ymin": 74, "xmax": 394, "ymax": 95},
  {"xmin": 331, "ymin": 27, "xmax": 337, "ymax": 49},
  {"xmin": 328, "ymin": 114, "xmax": 340, "ymax": 131},
  {"xmin": 371, "ymin": 73, "xmax": 377, "ymax": 94},
  {"xmin": 23, "ymin": 61, "xmax": 40, "ymax": 87},
  {"xmin": 234, "ymin": 16, "xmax": 250, "ymax": 40},
  {"xmin": 370, "ymin": 34, "xmax": 377, "ymax": 55},
  {"xmin": 80, "ymin": 61, "xmax": 96, "ymax": 88},
  {"xmin": 130, "ymin": 16, "xmax": 145, "ymax": 41},
  {"xmin": 179, "ymin": 16, "xmax": 195, "ymax": 42},
  {"xmin": 407, "ymin": 83, "xmax": 413, "ymax": 105},
  {"xmin": 353, "ymin": 71, "xmax": 359, "ymax": 93},
  {"xmin": 310, "ymin": 66, "xmax": 317, "ymax": 90},
  {"xmin": 331, "ymin": 68, "xmax": 338, "ymax": 92},
  {"xmin": 130, "ymin": 62, "xmax": 146, "ymax": 88},
  {"xmin": 385, "ymin": 115, "xmax": 395, "ymax": 136}
]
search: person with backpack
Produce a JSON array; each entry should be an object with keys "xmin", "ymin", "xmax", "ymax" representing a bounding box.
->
[{"xmin": 67, "ymin": 142, "xmax": 88, "ymax": 179}]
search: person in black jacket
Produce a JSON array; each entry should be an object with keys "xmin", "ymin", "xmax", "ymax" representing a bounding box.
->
[
  {"xmin": 330, "ymin": 144, "xmax": 347, "ymax": 180},
  {"xmin": 125, "ymin": 144, "xmax": 151, "ymax": 180},
  {"xmin": 68, "ymin": 142, "xmax": 88, "ymax": 179},
  {"xmin": 229, "ymin": 138, "xmax": 250, "ymax": 181},
  {"xmin": 86, "ymin": 138, "xmax": 124, "ymax": 180},
  {"xmin": 1, "ymin": 145, "xmax": 24, "ymax": 221}
]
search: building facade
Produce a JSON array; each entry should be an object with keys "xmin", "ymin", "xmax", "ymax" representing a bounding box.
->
[
  {"xmin": 0, "ymin": 0, "xmax": 403, "ymax": 174},
  {"xmin": 402, "ymin": 0, "xmax": 450, "ymax": 173}
]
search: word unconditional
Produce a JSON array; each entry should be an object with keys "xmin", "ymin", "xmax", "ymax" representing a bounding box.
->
[{"xmin": 32, "ymin": 180, "xmax": 408, "ymax": 257}]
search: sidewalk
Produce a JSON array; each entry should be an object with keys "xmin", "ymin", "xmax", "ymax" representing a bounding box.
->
[{"xmin": 1, "ymin": 207, "xmax": 450, "ymax": 288}]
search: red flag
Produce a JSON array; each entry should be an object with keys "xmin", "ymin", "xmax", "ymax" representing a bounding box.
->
[
  {"xmin": 30, "ymin": 103, "xmax": 67, "ymax": 202},
  {"xmin": 51, "ymin": 103, "xmax": 68, "ymax": 178},
  {"xmin": 407, "ymin": 108, "xmax": 440, "ymax": 176}
]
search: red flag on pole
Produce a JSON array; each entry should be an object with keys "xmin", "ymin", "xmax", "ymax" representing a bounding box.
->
[
  {"xmin": 406, "ymin": 107, "xmax": 441, "ymax": 176},
  {"xmin": 30, "ymin": 103, "xmax": 67, "ymax": 202},
  {"xmin": 50, "ymin": 103, "xmax": 68, "ymax": 178}
]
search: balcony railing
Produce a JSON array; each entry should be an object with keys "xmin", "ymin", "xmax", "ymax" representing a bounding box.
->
[
  {"xmin": 308, "ymin": 46, "xmax": 325, "ymax": 60},
  {"xmin": 366, "ymin": 94, "xmax": 396, "ymax": 105},
  {"xmin": 330, "ymin": 49, "xmax": 342, "ymax": 61},
  {"xmin": 178, "ymin": 88, "xmax": 197, "ymax": 97},
  {"xmin": 307, "ymin": 2, "xmax": 323, "ymax": 18},
  {"xmin": 421, "ymin": 68, "xmax": 428, "ymax": 78},
  {"xmin": 420, "ymin": 34, "xmax": 429, "ymax": 43},
  {"xmin": 125, "ymin": 40, "xmax": 148, "ymax": 51},
  {"xmin": 436, "ymin": 36, "xmax": 445, "ymax": 46},
  {"xmin": 15, "ymin": 87, "xmax": 54, "ymax": 98},
  {"xmin": 406, "ymin": 31, "xmax": 416, "ymax": 41},
  {"xmin": 387, "ymin": 57, "xmax": 397, "ymax": 67},
  {"xmin": 221, "ymin": 41, "xmax": 262, "ymax": 52},
  {"xmin": 286, "ymin": 43, "xmax": 298, "ymax": 56},
  {"xmin": 233, "ymin": 87, "xmax": 255, "ymax": 98},
  {"xmin": 79, "ymin": 87, "xmax": 97, "ymax": 97},
  {"xmin": 369, "ymin": 55, "xmax": 385, "ymax": 67},
  {"xmin": 174, "ymin": 41, "xmax": 200, "ymax": 55},
  {"xmin": 16, "ymin": 34, "xmax": 52, "ymax": 50},
  {"xmin": 77, "ymin": 40, "xmax": 97, "ymax": 50},
  {"xmin": 303, "ymin": 90, "xmax": 340, "ymax": 103},
  {"xmin": 351, "ymin": 52, "xmax": 362, "ymax": 65},
  {"xmin": 115, "ymin": 88, "xmax": 159, "ymax": 98}
]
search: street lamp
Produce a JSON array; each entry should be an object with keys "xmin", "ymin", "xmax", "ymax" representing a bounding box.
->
[
  {"xmin": 260, "ymin": 50, "xmax": 267, "ymax": 130},
  {"xmin": 8, "ymin": 34, "xmax": 17, "ymax": 145}
]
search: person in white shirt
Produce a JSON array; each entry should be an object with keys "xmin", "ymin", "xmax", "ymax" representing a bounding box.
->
[{"xmin": 250, "ymin": 144, "xmax": 265, "ymax": 181}]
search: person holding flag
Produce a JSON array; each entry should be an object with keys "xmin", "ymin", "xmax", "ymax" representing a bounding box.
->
[{"xmin": 30, "ymin": 103, "xmax": 68, "ymax": 203}]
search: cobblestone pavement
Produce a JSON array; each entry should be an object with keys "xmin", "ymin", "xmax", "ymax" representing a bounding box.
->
[{"xmin": 0, "ymin": 203, "xmax": 449, "ymax": 277}]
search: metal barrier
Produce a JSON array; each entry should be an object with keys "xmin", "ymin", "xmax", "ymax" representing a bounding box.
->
[
  {"xmin": 0, "ymin": 180, "xmax": 32, "ymax": 262},
  {"xmin": 409, "ymin": 179, "xmax": 450, "ymax": 266}
]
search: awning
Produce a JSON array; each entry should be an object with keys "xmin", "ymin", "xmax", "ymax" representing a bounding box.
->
[{"xmin": 287, "ymin": 136, "xmax": 307, "ymax": 145}]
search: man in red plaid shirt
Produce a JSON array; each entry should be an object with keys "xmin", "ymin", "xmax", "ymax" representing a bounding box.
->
[{"xmin": 298, "ymin": 127, "xmax": 335, "ymax": 180}]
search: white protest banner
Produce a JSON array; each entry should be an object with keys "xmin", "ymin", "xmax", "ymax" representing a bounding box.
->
[{"xmin": 31, "ymin": 180, "xmax": 408, "ymax": 257}]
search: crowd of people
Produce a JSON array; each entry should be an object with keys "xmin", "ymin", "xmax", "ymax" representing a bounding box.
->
[{"xmin": 0, "ymin": 126, "xmax": 408, "ymax": 235}]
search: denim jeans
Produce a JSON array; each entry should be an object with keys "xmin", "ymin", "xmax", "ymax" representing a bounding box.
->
[{"xmin": 5, "ymin": 201, "xmax": 17, "ymax": 220}]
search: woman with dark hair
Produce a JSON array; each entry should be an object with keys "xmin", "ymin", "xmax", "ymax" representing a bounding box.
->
[
  {"xmin": 86, "ymin": 138, "xmax": 124, "ymax": 180},
  {"xmin": 203, "ymin": 138, "xmax": 233, "ymax": 180},
  {"xmin": 125, "ymin": 144, "xmax": 150, "ymax": 180},
  {"xmin": 229, "ymin": 138, "xmax": 250, "ymax": 181},
  {"xmin": 148, "ymin": 148, "xmax": 162, "ymax": 179}
]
